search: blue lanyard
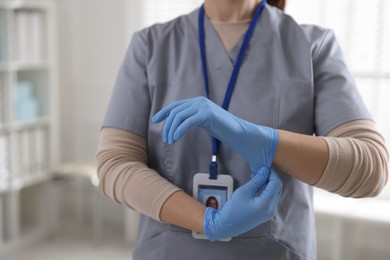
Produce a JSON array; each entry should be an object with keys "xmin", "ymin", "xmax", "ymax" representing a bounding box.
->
[{"xmin": 198, "ymin": 0, "xmax": 267, "ymax": 179}]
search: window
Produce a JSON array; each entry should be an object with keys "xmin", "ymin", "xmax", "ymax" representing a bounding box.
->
[{"xmin": 286, "ymin": 0, "xmax": 390, "ymax": 199}]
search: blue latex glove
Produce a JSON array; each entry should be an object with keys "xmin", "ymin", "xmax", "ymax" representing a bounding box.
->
[
  {"xmin": 152, "ymin": 97, "xmax": 279, "ymax": 173},
  {"xmin": 204, "ymin": 167, "xmax": 282, "ymax": 241}
]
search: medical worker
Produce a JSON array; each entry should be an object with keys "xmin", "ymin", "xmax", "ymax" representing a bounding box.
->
[{"xmin": 97, "ymin": 0, "xmax": 389, "ymax": 259}]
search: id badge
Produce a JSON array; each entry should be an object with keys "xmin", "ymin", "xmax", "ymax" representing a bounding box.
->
[{"xmin": 192, "ymin": 173, "xmax": 233, "ymax": 241}]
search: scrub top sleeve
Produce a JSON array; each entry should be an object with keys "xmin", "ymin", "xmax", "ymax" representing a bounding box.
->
[
  {"xmin": 103, "ymin": 31, "xmax": 150, "ymax": 137},
  {"xmin": 313, "ymin": 29, "xmax": 372, "ymax": 136}
]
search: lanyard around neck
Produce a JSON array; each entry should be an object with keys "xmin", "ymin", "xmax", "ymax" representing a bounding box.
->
[{"xmin": 198, "ymin": 0, "xmax": 267, "ymax": 179}]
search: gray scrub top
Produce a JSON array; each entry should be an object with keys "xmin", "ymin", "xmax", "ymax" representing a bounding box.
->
[{"xmin": 103, "ymin": 4, "xmax": 371, "ymax": 260}]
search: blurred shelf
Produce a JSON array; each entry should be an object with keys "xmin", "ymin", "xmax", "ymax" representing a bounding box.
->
[
  {"xmin": 0, "ymin": 61, "xmax": 50, "ymax": 72},
  {"xmin": 10, "ymin": 173, "xmax": 50, "ymax": 191},
  {"xmin": 0, "ymin": 0, "xmax": 50, "ymax": 11},
  {"xmin": 354, "ymin": 72, "xmax": 390, "ymax": 79},
  {"xmin": 0, "ymin": 0, "xmax": 57, "ymax": 254},
  {"xmin": 11, "ymin": 117, "xmax": 50, "ymax": 130}
]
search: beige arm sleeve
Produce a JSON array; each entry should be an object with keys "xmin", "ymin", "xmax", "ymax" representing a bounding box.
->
[
  {"xmin": 316, "ymin": 120, "xmax": 389, "ymax": 198},
  {"xmin": 96, "ymin": 127, "xmax": 181, "ymax": 221}
]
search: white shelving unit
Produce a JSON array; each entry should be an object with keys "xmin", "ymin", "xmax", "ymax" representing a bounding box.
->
[{"xmin": 0, "ymin": 0, "xmax": 58, "ymax": 255}]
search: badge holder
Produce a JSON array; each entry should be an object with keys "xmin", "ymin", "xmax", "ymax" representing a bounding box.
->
[{"xmin": 192, "ymin": 171, "xmax": 233, "ymax": 241}]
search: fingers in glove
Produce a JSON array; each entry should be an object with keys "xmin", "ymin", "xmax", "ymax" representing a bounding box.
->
[
  {"xmin": 173, "ymin": 112, "xmax": 210, "ymax": 142},
  {"xmin": 151, "ymin": 99, "xmax": 189, "ymax": 123},
  {"xmin": 239, "ymin": 167, "xmax": 270, "ymax": 195},
  {"xmin": 167, "ymin": 105, "xmax": 198, "ymax": 144},
  {"xmin": 254, "ymin": 169, "xmax": 282, "ymax": 213},
  {"xmin": 161, "ymin": 102, "xmax": 192, "ymax": 143}
]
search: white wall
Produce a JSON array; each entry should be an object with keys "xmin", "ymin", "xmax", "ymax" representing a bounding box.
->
[
  {"xmin": 57, "ymin": 0, "xmax": 136, "ymax": 162},
  {"xmin": 55, "ymin": 0, "xmax": 141, "ymax": 227}
]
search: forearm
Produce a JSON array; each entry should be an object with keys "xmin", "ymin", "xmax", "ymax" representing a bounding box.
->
[
  {"xmin": 160, "ymin": 190, "xmax": 205, "ymax": 233},
  {"xmin": 97, "ymin": 128, "xmax": 180, "ymax": 219},
  {"xmin": 97, "ymin": 127, "xmax": 206, "ymax": 232},
  {"xmin": 273, "ymin": 120, "xmax": 389, "ymax": 198},
  {"xmin": 273, "ymin": 130, "xmax": 329, "ymax": 185}
]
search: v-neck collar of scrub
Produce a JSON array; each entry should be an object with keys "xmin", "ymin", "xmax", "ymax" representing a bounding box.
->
[
  {"xmin": 203, "ymin": 16, "xmax": 236, "ymax": 69},
  {"xmin": 194, "ymin": 4, "xmax": 273, "ymax": 70}
]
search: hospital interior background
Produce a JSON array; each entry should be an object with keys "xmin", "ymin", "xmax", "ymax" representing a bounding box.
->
[{"xmin": 0, "ymin": 0, "xmax": 389, "ymax": 259}]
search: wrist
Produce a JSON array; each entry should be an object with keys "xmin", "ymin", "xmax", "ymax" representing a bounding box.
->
[
  {"xmin": 273, "ymin": 129, "xmax": 329, "ymax": 184},
  {"xmin": 247, "ymin": 124, "xmax": 279, "ymax": 172},
  {"xmin": 160, "ymin": 191, "xmax": 207, "ymax": 233},
  {"xmin": 203, "ymin": 207, "xmax": 219, "ymax": 241},
  {"xmin": 269, "ymin": 127, "xmax": 279, "ymax": 165}
]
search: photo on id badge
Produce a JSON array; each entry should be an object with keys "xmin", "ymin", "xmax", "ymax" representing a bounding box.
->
[{"xmin": 192, "ymin": 173, "xmax": 233, "ymax": 241}]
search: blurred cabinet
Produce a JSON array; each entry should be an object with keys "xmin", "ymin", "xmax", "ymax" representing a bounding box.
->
[{"xmin": 0, "ymin": 0, "xmax": 58, "ymax": 255}]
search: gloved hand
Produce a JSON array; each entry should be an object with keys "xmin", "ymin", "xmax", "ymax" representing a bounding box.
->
[
  {"xmin": 152, "ymin": 97, "xmax": 279, "ymax": 173},
  {"xmin": 204, "ymin": 167, "xmax": 282, "ymax": 241}
]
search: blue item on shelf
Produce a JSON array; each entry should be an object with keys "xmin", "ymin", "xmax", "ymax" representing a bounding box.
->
[{"xmin": 14, "ymin": 81, "xmax": 40, "ymax": 122}]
